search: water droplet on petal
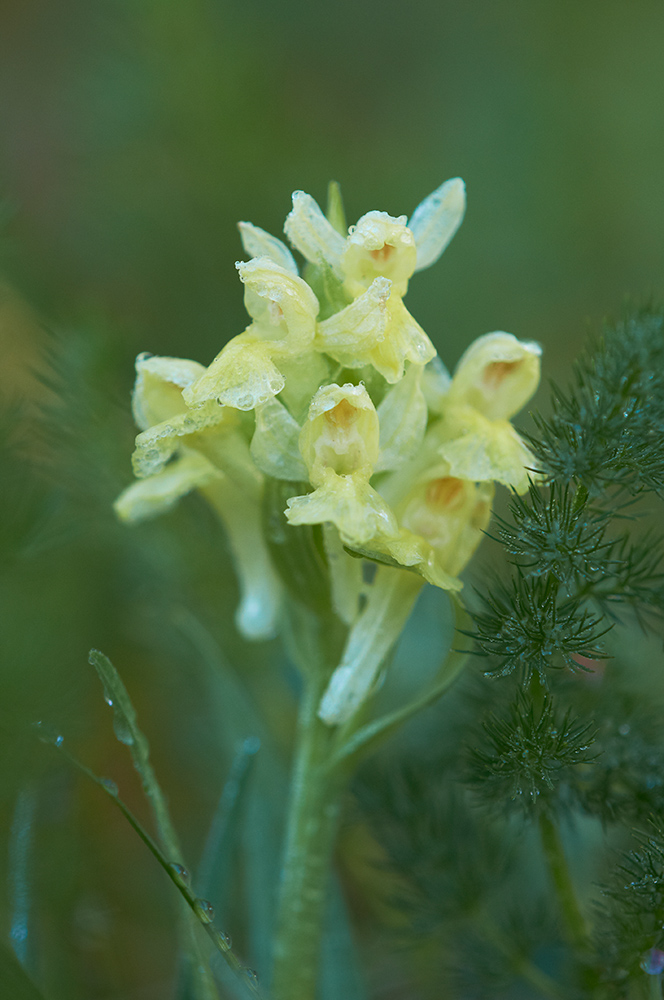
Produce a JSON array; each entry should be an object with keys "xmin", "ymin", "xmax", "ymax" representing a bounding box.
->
[
  {"xmin": 619, "ymin": 723, "xmax": 630, "ymax": 736},
  {"xmin": 244, "ymin": 968, "xmax": 259, "ymax": 985},
  {"xmin": 195, "ymin": 898, "xmax": 215, "ymax": 923},
  {"xmin": 101, "ymin": 778, "xmax": 118, "ymax": 796},
  {"xmin": 217, "ymin": 930, "xmax": 232, "ymax": 949}
]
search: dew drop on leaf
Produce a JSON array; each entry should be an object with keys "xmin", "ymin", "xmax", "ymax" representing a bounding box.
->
[
  {"xmin": 169, "ymin": 863, "xmax": 190, "ymax": 885},
  {"xmin": 195, "ymin": 898, "xmax": 215, "ymax": 923}
]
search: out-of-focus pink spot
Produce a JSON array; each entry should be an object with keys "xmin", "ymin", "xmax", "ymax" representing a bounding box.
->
[{"xmin": 573, "ymin": 655, "xmax": 607, "ymax": 682}]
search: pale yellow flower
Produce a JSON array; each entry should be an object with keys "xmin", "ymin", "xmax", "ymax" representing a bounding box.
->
[
  {"xmin": 435, "ymin": 332, "xmax": 542, "ymax": 493},
  {"xmin": 182, "ymin": 257, "xmax": 319, "ymax": 411},
  {"xmin": 128, "ymin": 354, "xmax": 237, "ymax": 479},
  {"xmin": 316, "ymin": 468, "xmax": 493, "ymax": 725},
  {"xmin": 283, "ymin": 178, "xmax": 466, "ymax": 283},
  {"xmin": 284, "ymin": 383, "xmax": 398, "ymax": 546},
  {"xmin": 348, "ymin": 468, "xmax": 492, "ymax": 593},
  {"xmin": 115, "ymin": 354, "xmax": 283, "ymax": 640}
]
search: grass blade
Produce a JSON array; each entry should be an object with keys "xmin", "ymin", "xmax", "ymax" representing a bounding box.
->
[
  {"xmin": 42, "ymin": 734, "xmax": 267, "ymax": 999},
  {"xmin": 88, "ymin": 649, "xmax": 219, "ymax": 1000},
  {"xmin": 8, "ymin": 785, "xmax": 38, "ymax": 971}
]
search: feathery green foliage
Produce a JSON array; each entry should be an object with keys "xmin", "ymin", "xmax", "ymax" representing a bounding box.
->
[
  {"xmin": 594, "ymin": 820, "xmax": 664, "ymax": 993},
  {"xmin": 528, "ymin": 309, "xmax": 664, "ymax": 495},
  {"xmin": 465, "ymin": 691, "xmax": 597, "ymax": 814},
  {"xmin": 468, "ymin": 573, "xmax": 609, "ymax": 679}
]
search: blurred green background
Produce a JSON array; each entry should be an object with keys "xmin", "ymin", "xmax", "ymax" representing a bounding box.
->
[{"xmin": 1, "ymin": 1, "xmax": 664, "ymax": 997}]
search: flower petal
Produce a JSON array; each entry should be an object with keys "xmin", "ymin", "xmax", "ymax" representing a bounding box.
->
[
  {"xmin": 114, "ymin": 451, "xmax": 221, "ymax": 523},
  {"xmin": 237, "ymin": 221, "xmax": 299, "ymax": 274},
  {"xmin": 369, "ymin": 297, "xmax": 436, "ymax": 383},
  {"xmin": 375, "ymin": 363, "xmax": 428, "ymax": 472},
  {"xmin": 421, "ymin": 355, "xmax": 452, "ymax": 414},
  {"xmin": 132, "ymin": 354, "xmax": 207, "ymax": 430},
  {"xmin": 236, "ymin": 256, "xmax": 318, "ymax": 350},
  {"xmin": 284, "ymin": 191, "xmax": 346, "ymax": 277},
  {"xmin": 438, "ymin": 408, "xmax": 539, "ymax": 493},
  {"xmin": 251, "ymin": 396, "xmax": 307, "ymax": 481},
  {"xmin": 299, "ymin": 382, "xmax": 381, "ymax": 483},
  {"xmin": 315, "ymin": 277, "xmax": 391, "ymax": 366},
  {"xmin": 398, "ymin": 473, "xmax": 494, "ymax": 575},
  {"xmin": 447, "ymin": 331, "xmax": 541, "ymax": 420},
  {"xmin": 132, "ymin": 400, "xmax": 231, "ymax": 478},
  {"xmin": 183, "ymin": 334, "xmax": 285, "ymax": 411},
  {"xmin": 285, "ymin": 473, "xmax": 398, "ymax": 546},
  {"xmin": 341, "ymin": 211, "xmax": 417, "ymax": 297},
  {"xmin": 409, "ymin": 177, "xmax": 466, "ymax": 272}
]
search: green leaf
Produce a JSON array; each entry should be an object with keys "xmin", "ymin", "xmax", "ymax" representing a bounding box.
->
[
  {"xmin": 197, "ymin": 738, "xmax": 260, "ymax": 920},
  {"xmin": 89, "ymin": 649, "xmax": 181, "ymax": 858},
  {"xmin": 0, "ymin": 943, "xmax": 48, "ymax": 1000},
  {"xmin": 326, "ymin": 181, "xmax": 347, "ymax": 236},
  {"xmin": 8, "ymin": 786, "xmax": 37, "ymax": 971}
]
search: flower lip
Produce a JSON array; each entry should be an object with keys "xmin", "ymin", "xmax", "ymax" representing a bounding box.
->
[
  {"xmin": 342, "ymin": 212, "xmax": 417, "ymax": 296},
  {"xmin": 299, "ymin": 382, "xmax": 380, "ymax": 482},
  {"xmin": 425, "ymin": 476, "xmax": 467, "ymax": 511}
]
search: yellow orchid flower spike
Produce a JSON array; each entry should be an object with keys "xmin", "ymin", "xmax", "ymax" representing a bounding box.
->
[
  {"xmin": 182, "ymin": 256, "xmax": 319, "ymax": 412},
  {"xmin": 284, "ymin": 179, "xmax": 466, "ymax": 382},
  {"xmin": 435, "ymin": 331, "xmax": 542, "ymax": 493},
  {"xmin": 114, "ymin": 354, "xmax": 283, "ymax": 640}
]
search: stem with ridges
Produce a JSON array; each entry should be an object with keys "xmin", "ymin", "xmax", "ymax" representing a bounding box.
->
[{"xmin": 271, "ymin": 667, "xmax": 349, "ymax": 1000}]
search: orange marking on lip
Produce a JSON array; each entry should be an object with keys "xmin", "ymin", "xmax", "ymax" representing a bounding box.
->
[
  {"xmin": 369, "ymin": 244, "xmax": 395, "ymax": 264},
  {"xmin": 426, "ymin": 477, "xmax": 466, "ymax": 510},
  {"xmin": 325, "ymin": 398, "xmax": 356, "ymax": 429},
  {"xmin": 482, "ymin": 360, "xmax": 522, "ymax": 390}
]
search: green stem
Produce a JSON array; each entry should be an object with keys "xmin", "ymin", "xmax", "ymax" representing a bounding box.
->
[
  {"xmin": 538, "ymin": 812, "xmax": 588, "ymax": 950},
  {"xmin": 650, "ymin": 976, "xmax": 663, "ymax": 1000},
  {"xmin": 271, "ymin": 670, "xmax": 348, "ymax": 1000}
]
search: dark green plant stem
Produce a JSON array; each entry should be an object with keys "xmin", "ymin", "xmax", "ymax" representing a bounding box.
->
[
  {"xmin": 649, "ymin": 975, "xmax": 663, "ymax": 1000},
  {"xmin": 271, "ymin": 668, "xmax": 349, "ymax": 1000},
  {"xmin": 538, "ymin": 812, "xmax": 588, "ymax": 949}
]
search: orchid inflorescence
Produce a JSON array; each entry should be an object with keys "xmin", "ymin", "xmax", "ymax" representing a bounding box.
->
[{"xmin": 115, "ymin": 179, "xmax": 542, "ymax": 725}]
